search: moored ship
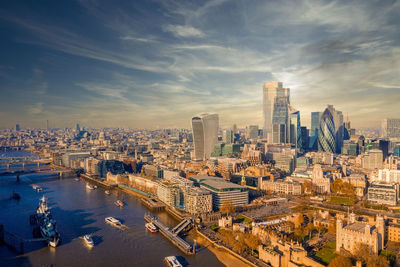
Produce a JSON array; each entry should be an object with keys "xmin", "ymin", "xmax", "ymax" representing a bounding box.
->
[
  {"xmin": 105, "ymin": 217, "xmax": 122, "ymax": 227},
  {"xmin": 36, "ymin": 196, "xmax": 61, "ymax": 247},
  {"xmin": 145, "ymin": 222, "xmax": 158, "ymax": 233},
  {"xmin": 115, "ymin": 200, "xmax": 124, "ymax": 207},
  {"xmin": 164, "ymin": 256, "xmax": 183, "ymax": 267}
]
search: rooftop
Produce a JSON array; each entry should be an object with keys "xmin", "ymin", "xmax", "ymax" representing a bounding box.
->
[{"xmin": 189, "ymin": 175, "xmax": 247, "ymax": 192}]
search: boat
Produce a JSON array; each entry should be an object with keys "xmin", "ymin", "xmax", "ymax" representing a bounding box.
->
[
  {"xmin": 32, "ymin": 185, "xmax": 42, "ymax": 192},
  {"xmin": 105, "ymin": 217, "xmax": 122, "ymax": 227},
  {"xmin": 105, "ymin": 190, "xmax": 111, "ymax": 195},
  {"xmin": 36, "ymin": 196, "xmax": 61, "ymax": 247},
  {"xmin": 164, "ymin": 256, "xmax": 183, "ymax": 267},
  {"xmin": 115, "ymin": 200, "xmax": 124, "ymax": 207},
  {"xmin": 74, "ymin": 178, "xmax": 79, "ymax": 181},
  {"xmin": 83, "ymin": 234, "xmax": 94, "ymax": 248},
  {"xmin": 145, "ymin": 222, "xmax": 158, "ymax": 233},
  {"xmin": 86, "ymin": 183, "xmax": 95, "ymax": 190}
]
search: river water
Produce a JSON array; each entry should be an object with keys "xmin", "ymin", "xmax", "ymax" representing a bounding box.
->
[{"xmin": 0, "ymin": 154, "xmax": 223, "ymax": 267}]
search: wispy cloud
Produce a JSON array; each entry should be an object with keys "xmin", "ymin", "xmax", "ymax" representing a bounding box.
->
[{"xmin": 164, "ymin": 25, "xmax": 205, "ymax": 38}]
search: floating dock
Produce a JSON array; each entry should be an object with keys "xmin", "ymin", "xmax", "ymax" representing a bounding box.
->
[
  {"xmin": 144, "ymin": 214, "xmax": 195, "ymax": 255},
  {"xmin": 141, "ymin": 198, "xmax": 165, "ymax": 211}
]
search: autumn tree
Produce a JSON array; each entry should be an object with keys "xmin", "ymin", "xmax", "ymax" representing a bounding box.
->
[
  {"xmin": 354, "ymin": 244, "xmax": 389, "ymax": 267},
  {"xmin": 219, "ymin": 200, "xmax": 235, "ymax": 215},
  {"xmin": 233, "ymin": 233, "xmax": 247, "ymax": 254},
  {"xmin": 302, "ymin": 180, "xmax": 315, "ymax": 195},
  {"xmin": 244, "ymin": 233, "xmax": 260, "ymax": 251},
  {"xmin": 328, "ymin": 255, "xmax": 352, "ymax": 267}
]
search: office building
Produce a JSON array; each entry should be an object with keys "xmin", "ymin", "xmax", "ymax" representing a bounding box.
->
[
  {"xmin": 246, "ymin": 125, "xmax": 259, "ymax": 140},
  {"xmin": 362, "ymin": 149, "xmax": 383, "ymax": 169},
  {"xmin": 289, "ymin": 110, "xmax": 302, "ymax": 150},
  {"xmin": 15, "ymin": 124, "xmax": 20, "ymax": 131},
  {"xmin": 184, "ymin": 187, "xmax": 212, "ymax": 214},
  {"xmin": 157, "ymin": 180, "xmax": 181, "ymax": 208},
  {"xmin": 382, "ymin": 118, "xmax": 400, "ymax": 138},
  {"xmin": 318, "ymin": 105, "xmax": 344, "ymax": 153},
  {"xmin": 311, "ymin": 112, "xmax": 321, "ymax": 137},
  {"xmin": 367, "ymin": 182, "xmax": 399, "ymax": 206},
  {"xmin": 263, "ymin": 81, "xmax": 290, "ymax": 143},
  {"xmin": 225, "ymin": 129, "xmax": 234, "ymax": 144},
  {"xmin": 377, "ymin": 169, "xmax": 400, "ymax": 183},
  {"xmin": 191, "ymin": 113, "xmax": 219, "ymax": 161},
  {"xmin": 189, "ymin": 175, "xmax": 248, "ymax": 210}
]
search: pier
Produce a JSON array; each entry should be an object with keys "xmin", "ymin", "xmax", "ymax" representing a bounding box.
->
[
  {"xmin": 80, "ymin": 174, "xmax": 117, "ymax": 189},
  {"xmin": 0, "ymin": 224, "xmax": 47, "ymax": 254},
  {"xmin": 144, "ymin": 214, "xmax": 195, "ymax": 255},
  {"xmin": 141, "ymin": 198, "xmax": 165, "ymax": 211}
]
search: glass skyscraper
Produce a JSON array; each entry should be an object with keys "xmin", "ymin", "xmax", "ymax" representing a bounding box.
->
[
  {"xmin": 311, "ymin": 112, "xmax": 321, "ymax": 137},
  {"xmin": 191, "ymin": 113, "xmax": 219, "ymax": 161},
  {"xmin": 263, "ymin": 81, "xmax": 290, "ymax": 143},
  {"xmin": 318, "ymin": 105, "xmax": 344, "ymax": 154}
]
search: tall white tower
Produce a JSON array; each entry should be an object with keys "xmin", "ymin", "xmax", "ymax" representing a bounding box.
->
[{"xmin": 191, "ymin": 113, "xmax": 219, "ymax": 161}]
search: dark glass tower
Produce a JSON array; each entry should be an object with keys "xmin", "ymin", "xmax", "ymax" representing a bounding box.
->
[{"xmin": 318, "ymin": 108, "xmax": 336, "ymax": 153}]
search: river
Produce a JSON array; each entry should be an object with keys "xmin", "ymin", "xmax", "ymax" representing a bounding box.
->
[{"xmin": 0, "ymin": 153, "xmax": 224, "ymax": 266}]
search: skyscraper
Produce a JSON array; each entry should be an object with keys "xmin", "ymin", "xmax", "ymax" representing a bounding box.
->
[
  {"xmin": 76, "ymin": 123, "xmax": 80, "ymax": 132},
  {"xmin": 382, "ymin": 118, "xmax": 400, "ymax": 138},
  {"xmin": 246, "ymin": 125, "xmax": 259, "ymax": 140},
  {"xmin": 263, "ymin": 81, "xmax": 290, "ymax": 143},
  {"xmin": 290, "ymin": 110, "xmax": 302, "ymax": 150},
  {"xmin": 15, "ymin": 124, "xmax": 20, "ymax": 131},
  {"xmin": 311, "ymin": 112, "xmax": 321, "ymax": 137},
  {"xmin": 318, "ymin": 108, "xmax": 336, "ymax": 153},
  {"xmin": 191, "ymin": 113, "xmax": 219, "ymax": 161},
  {"xmin": 318, "ymin": 105, "xmax": 344, "ymax": 153}
]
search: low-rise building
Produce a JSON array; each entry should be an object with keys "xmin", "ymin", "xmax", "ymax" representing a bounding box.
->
[{"xmin": 261, "ymin": 179, "xmax": 302, "ymax": 195}]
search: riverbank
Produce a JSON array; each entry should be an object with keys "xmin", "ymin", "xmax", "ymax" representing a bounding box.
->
[{"xmin": 191, "ymin": 231, "xmax": 252, "ymax": 267}]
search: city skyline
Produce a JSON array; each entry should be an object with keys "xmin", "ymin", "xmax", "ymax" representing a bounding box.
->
[{"xmin": 0, "ymin": 0, "xmax": 400, "ymax": 129}]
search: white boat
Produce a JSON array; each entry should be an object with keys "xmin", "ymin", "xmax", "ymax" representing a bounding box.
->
[
  {"xmin": 115, "ymin": 200, "xmax": 124, "ymax": 207},
  {"xmin": 164, "ymin": 256, "xmax": 183, "ymax": 267},
  {"xmin": 49, "ymin": 236, "xmax": 60, "ymax": 248},
  {"xmin": 86, "ymin": 183, "xmax": 95, "ymax": 190},
  {"xmin": 145, "ymin": 222, "xmax": 158, "ymax": 233},
  {"xmin": 105, "ymin": 190, "xmax": 111, "ymax": 195},
  {"xmin": 83, "ymin": 234, "xmax": 94, "ymax": 248},
  {"xmin": 105, "ymin": 217, "xmax": 122, "ymax": 227},
  {"xmin": 32, "ymin": 185, "xmax": 42, "ymax": 192}
]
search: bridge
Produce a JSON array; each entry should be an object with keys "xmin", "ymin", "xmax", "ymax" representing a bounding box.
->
[
  {"xmin": 0, "ymin": 157, "xmax": 52, "ymax": 170},
  {"xmin": 144, "ymin": 214, "xmax": 195, "ymax": 255}
]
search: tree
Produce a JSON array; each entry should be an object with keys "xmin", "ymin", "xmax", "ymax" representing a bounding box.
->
[
  {"xmin": 354, "ymin": 244, "xmax": 389, "ymax": 267},
  {"xmin": 244, "ymin": 233, "xmax": 260, "ymax": 251},
  {"xmin": 219, "ymin": 200, "xmax": 235, "ymax": 214},
  {"xmin": 233, "ymin": 233, "xmax": 247, "ymax": 254},
  {"xmin": 302, "ymin": 180, "xmax": 315, "ymax": 195},
  {"xmin": 328, "ymin": 255, "xmax": 352, "ymax": 267}
]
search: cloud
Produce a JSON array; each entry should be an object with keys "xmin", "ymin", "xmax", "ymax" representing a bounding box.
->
[
  {"xmin": 28, "ymin": 102, "xmax": 44, "ymax": 115},
  {"xmin": 164, "ymin": 25, "xmax": 205, "ymax": 38}
]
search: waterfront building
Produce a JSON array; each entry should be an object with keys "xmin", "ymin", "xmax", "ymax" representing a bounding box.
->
[
  {"xmin": 382, "ymin": 118, "xmax": 400, "ymax": 138},
  {"xmin": 191, "ymin": 113, "xmax": 219, "ymax": 161},
  {"xmin": 336, "ymin": 214, "xmax": 385, "ymax": 255},
  {"xmin": 263, "ymin": 81, "xmax": 290, "ymax": 143},
  {"xmin": 184, "ymin": 187, "xmax": 212, "ymax": 214},
  {"xmin": 362, "ymin": 149, "xmax": 383, "ymax": 169},
  {"xmin": 189, "ymin": 175, "xmax": 248, "ymax": 210},
  {"xmin": 157, "ymin": 180, "xmax": 181, "ymax": 207},
  {"xmin": 311, "ymin": 112, "xmax": 321, "ymax": 137},
  {"xmin": 62, "ymin": 151, "xmax": 91, "ymax": 167},
  {"xmin": 367, "ymin": 182, "xmax": 399, "ymax": 206}
]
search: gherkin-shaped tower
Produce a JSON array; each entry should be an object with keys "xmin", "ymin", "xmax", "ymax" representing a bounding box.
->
[{"xmin": 318, "ymin": 108, "xmax": 336, "ymax": 153}]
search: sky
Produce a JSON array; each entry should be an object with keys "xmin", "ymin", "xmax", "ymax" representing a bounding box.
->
[{"xmin": 0, "ymin": 0, "xmax": 399, "ymax": 130}]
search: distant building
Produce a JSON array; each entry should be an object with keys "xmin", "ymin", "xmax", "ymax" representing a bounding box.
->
[
  {"xmin": 261, "ymin": 179, "xmax": 302, "ymax": 195},
  {"xmin": 382, "ymin": 118, "xmax": 400, "ymax": 138},
  {"xmin": 15, "ymin": 124, "xmax": 20, "ymax": 131},
  {"xmin": 246, "ymin": 125, "xmax": 259, "ymax": 140},
  {"xmin": 362, "ymin": 149, "xmax": 383, "ymax": 169},
  {"xmin": 191, "ymin": 113, "xmax": 219, "ymax": 161},
  {"xmin": 311, "ymin": 112, "xmax": 321, "ymax": 137},
  {"xmin": 263, "ymin": 81, "xmax": 290, "ymax": 143},
  {"xmin": 318, "ymin": 105, "xmax": 344, "ymax": 154}
]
